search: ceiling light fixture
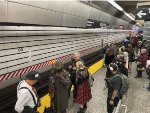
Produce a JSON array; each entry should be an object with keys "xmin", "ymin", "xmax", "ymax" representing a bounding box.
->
[
  {"xmin": 124, "ymin": 12, "xmax": 135, "ymax": 20},
  {"xmin": 107, "ymin": 0, "xmax": 135, "ymax": 21},
  {"xmin": 107, "ymin": 0, "xmax": 123, "ymax": 11}
]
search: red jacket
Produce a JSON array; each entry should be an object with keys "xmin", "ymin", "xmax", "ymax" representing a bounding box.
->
[{"xmin": 139, "ymin": 52, "xmax": 148, "ymax": 68}]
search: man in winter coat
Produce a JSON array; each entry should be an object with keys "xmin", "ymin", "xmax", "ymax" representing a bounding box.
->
[{"xmin": 53, "ymin": 62, "xmax": 70, "ymax": 113}]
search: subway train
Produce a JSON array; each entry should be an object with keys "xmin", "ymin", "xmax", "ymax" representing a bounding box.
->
[
  {"xmin": 0, "ymin": 27, "xmax": 129, "ymax": 89},
  {"xmin": 0, "ymin": 27, "xmax": 130, "ymax": 88}
]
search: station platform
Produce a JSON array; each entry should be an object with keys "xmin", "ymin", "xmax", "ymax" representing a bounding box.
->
[
  {"xmin": 37, "ymin": 59, "xmax": 150, "ymax": 113},
  {"xmin": 126, "ymin": 63, "xmax": 150, "ymax": 113},
  {"xmin": 66, "ymin": 63, "xmax": 150, "ymax": 113},
  {"xmin": 67, "ymin": 66, "xmax": 107, "ymax": 113}
]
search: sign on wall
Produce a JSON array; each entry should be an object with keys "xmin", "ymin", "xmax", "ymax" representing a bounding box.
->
[
  {"xmin": 86, "ymin": 19, "xmax": 109, "ymax": 28},
  {"xmin": 135, "ymin": 8, "xmax": 150, "ymax": 20}
]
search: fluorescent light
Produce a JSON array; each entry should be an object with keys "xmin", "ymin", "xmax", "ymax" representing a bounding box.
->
[
  {"xmin": 107, "ymin": 0, "xmax": 135, "ymax": 21},
  {"xmin": 124, "ymin": 12, "xmax": 135, "ymax": 20},
  {"xmin": 107, "ymin": 0, "xmax": 123, "ymax": 11}
]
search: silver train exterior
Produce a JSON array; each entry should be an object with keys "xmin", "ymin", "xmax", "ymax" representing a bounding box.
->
[
  {"xmin": 0, "ymin": 27, "xmax": 130, "ymax": 89},
  {"xmin": 0, "ymin": 0, "xmax": 131, "ymax": 28}
]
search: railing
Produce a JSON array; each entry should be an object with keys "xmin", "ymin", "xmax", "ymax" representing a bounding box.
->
[{"xmin": 114, "ymin": 94, "xmax": 128, "ymax": 113}]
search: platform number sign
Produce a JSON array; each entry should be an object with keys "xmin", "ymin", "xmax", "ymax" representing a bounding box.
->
[
  {"xmin": 136, "ymin": 8, "xmax": 150, "ymax": 20},
  {"xmin": 18, "ymin": 47, "xmax": 23, "ymax": 52}
]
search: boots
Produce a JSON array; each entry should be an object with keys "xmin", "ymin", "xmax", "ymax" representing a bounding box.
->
[
  {"xmin": 77, "ymin": 108, "xmax": 85, "ymax": 113},
  {"xmin": 147, "ymin": 83, "xmax": 150, "ymax": 91}
]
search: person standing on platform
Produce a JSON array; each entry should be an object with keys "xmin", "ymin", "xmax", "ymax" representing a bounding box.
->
[
  {"xmin": 53, "ymin": 62, "xmax": 70, "ymax": 113},
  {"xmin": 105, "ymin": 43, "xmax": 115, "ymax": 66},
  {"xmin": 15, "ymin": 71, "xmax": 41, "ymax": 113},
  {"xmin": 126, "ymin": 44, "xmax": 135, "ymax": 73},
  {"xmin": 131, "ymin": 35, "xmax": 138, "ymax": 53},
  {"xmin": 68, "ymin": 53, "xmax": 84, "ymax": 99},
  {"xmin": 119, "ymin": 47, "xmax": 129, "ymax": 77},
  {"xmin": 68, "ymin": 53, "xmax": 78, "ymax": 99},
  {"xmin": 107, "ymin": 63, "xmax": 122, "ymax": 113},
  {"xmin": 135, "ymin": 48, "xmax": 148, "ymax": 78},
  {"xmin": 105, "ymin": 43, "xmax": 116, "ymax": 78},
  {"xmin": 74, "ymin": 55, "xmax": 92, "ymax": 113},
  {"xmin": 139, "ymin": 48, "xmax": 148, "ymax": 69}
]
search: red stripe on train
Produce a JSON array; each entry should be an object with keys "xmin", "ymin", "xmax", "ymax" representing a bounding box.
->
[{"xmin": 0, "ymin": 45, "xmax": 101, "ymax": 82}]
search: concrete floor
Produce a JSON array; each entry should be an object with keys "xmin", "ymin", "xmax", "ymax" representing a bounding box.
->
[
  {"xmin": 67, "ymin": 63, "xmax": 150, "ymax": 113},
  {"xmin": 126, "ymin": 63, "xmax": 150, "ymax": 113},
  {"xmin": 67, "ymin": 67, "xmax": 107, "ymax": 113}
]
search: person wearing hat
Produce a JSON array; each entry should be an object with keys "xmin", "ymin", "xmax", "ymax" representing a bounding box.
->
[
  {"xmin": 15, "ymin": 71, "xmax": 40, "ymax": 113},
  {"xmin": 53, "ymin": 62, "xmax": 70, "ymax": 113},
  {"xmin": 107, "ymin": 63, "xmax": 122, "ymax": 113}
]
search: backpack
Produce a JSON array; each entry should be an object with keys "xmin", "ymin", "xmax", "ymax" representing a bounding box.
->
[
  {"xmin": 76, "ymin": 67, "xmax": 90, "ymax": 84},
  {"xmin": 110, "ymin": 74, "xmax": 129, "ymax": 95},
  {"xmin": 76, "ymin": 67, "xmax": 89, "ymax": 79}
]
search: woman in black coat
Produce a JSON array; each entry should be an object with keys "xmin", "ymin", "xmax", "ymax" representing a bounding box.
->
[{"xmin": 126, "ymin": 44, "xmax": 135, "ymax": 73}]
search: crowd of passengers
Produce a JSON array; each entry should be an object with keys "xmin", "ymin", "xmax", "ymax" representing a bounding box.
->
[
  {"xmin": 14, "ymin": 31, "xmax": 150, "ymax": 113},
  {"xmin": 103, "ymin": 31, "xmax": 150, "ymax": 113}
]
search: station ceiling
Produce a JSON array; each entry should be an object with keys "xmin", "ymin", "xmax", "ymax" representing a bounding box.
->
[
  {"xmin": 89, "ymin": 0, "xmax": 149, "ymax": 25},
  {"xmin": 117, "ymin": 1, "xmax": 150, "ymax": 25}
]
